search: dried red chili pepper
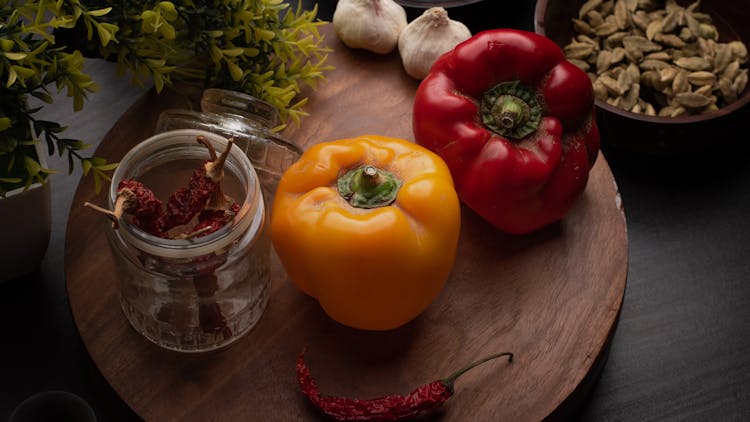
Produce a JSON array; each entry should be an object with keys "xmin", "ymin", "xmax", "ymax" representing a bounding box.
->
[
  {"xmin": 159, "ymin": 136, "xmax": 235, "ymax": 233},
  {"xmin": 84, "ymin": 179, "xmax": 164, "ymax": 236},
  {"xmin": 297, "ymin": 348, "xmax": 514, "ymax": 421},
  {"xmin": 159, "ymin": 186, "xmax": 208, "ymax": 232},
  {"xmin": 117, "ymin": 179, "xmax": 165, "ymax": 236},
  {"xmin": 187, "ymin": 204, "xmax": 241, "ymax": 238},
  {"xmin": 180, "ymin": 137, "xmax": 238, "ymax": 338},
  {"xmin": 184, "ymin": 137, "xmax": 240, "ymax": 238},
  {"xmin": 192, "ymin": 250, "xmax": 234, "ymax": 339},
  {"xmin": 185, "ymin": 201, "xmax": 241, "ymax": 339}
]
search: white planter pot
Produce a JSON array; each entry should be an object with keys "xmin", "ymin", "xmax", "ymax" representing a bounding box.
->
[{"xmin": 0, "ymin": 173, "xmax": 52, "ymax": 282}]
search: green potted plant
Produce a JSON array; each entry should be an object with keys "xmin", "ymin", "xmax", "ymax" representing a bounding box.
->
[{"xmin": 0, "ymin": 0, "xmax": 331, "ymax": 281}]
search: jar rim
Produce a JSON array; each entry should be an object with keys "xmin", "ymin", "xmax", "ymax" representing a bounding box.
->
[{"xmin": 109, "ymin": 129, "xmax": 263, "ymax": 258}]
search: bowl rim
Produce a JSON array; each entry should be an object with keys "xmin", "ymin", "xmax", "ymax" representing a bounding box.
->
[
  {"xmin": 394, "ymin": 0, "xmax": 485, "ymax": 8},
  {"xmin": 533, "ymin": 0, "xmax": 750, "ymax": 124}
]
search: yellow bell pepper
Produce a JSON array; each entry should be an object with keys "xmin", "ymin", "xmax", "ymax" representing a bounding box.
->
[{"xmin": 271, "ymin": 135, "xmax": 461, "ymax": 331}]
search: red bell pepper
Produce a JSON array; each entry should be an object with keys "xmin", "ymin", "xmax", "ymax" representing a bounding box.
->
[{"xmin": 412, "ymin": 29, "xmax": 600, "ymax": 234}]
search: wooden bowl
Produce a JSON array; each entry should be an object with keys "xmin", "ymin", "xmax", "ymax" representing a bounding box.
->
[{"xmin": 535, "ymin": 0, "xmax": 750, "ymax": 154}]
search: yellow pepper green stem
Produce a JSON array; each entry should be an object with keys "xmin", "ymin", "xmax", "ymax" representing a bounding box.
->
[{"xmin": 337, "ymin": 165, "xmax": 402, "ymax": 209}]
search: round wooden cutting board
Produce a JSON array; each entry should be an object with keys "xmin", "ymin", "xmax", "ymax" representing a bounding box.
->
[{"xmin": 65, "ymin": 25, "xmax": 627, "ymax": 421}]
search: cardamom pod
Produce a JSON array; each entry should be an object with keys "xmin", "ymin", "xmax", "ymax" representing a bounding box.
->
[
  {"xmin": 687, "ymin": 71, "xmax": 716, "ymax": 86},
  {"xmin": 675, "ymin": 92, "xmax": 712, "ymax": 108},
  {"xmin": 674, "ymin": 56, "xmax": 711, "ymax": 71}
]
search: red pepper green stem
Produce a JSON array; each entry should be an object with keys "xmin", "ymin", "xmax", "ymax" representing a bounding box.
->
[
  {"xmin": 337, "ymin": 165, "xmax": 402, "ymax": 209},
  {"xmin": 480, "ymin": 80, "xmax": 541, "ymax": 139},
  {"xmin": 441, "ymin": 352, "xmax": 514, "ymax": 393}
]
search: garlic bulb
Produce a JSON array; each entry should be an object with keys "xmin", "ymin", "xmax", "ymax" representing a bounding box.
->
[
  {"xmin": 398, "ymin": 7, "xmax": 472, "ymax": 80},
  {"xmin": 333, "ymin": 0, "xmax": 407, "ymax": 55}
]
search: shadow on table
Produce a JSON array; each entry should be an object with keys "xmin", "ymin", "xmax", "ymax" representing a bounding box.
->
[
  {"xmin": 0, "ymin": 271, "xmax": 141, "ymax": 421},
  {"xmin": 602, "ymin": 130, "xmax": 750, "ymax": 188}
]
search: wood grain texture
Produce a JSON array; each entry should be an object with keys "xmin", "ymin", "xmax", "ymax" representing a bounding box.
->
[{"xmin": 65, "ymin": 25, "xmax": 628, "ymax": 421}]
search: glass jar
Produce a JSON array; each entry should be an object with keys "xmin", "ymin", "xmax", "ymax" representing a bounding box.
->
[
  {"xmin": 107, "ymin": 129, "xmax": 269, "ymax": 353},
  {"xmin": 156, "ymin": 88, "xmax": 303, "ymax": 201}
]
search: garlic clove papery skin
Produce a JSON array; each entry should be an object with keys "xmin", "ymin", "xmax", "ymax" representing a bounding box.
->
[
  {"xmin": 333, "ymin": 0, "xmax": 408, "ymax": 55},
  {"xmin": 398, "ymin": 7, "xmax": 472, "ymax": 80}
]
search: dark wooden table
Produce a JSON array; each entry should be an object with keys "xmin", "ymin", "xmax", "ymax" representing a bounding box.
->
[{"xmin": 2, "ymin": 1, "xmax": 750, "ymax": 421}]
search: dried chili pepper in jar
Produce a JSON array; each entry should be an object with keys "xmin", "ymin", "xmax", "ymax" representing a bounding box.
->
[
  {"xmin": 187, "ymin": 205, "xmax": 241, "ymax": 238},
  {"xmin": 169, "ymin": 137, "xmax": 239, "ymax": 339},
  {"xmin": 84, "ymin": 179, "xmax": 165, "ymax": 236},
  {"xmin": 297, "ymin": 348, "xmax": 513, "ymax": 421},
  {"xmin": 160, "ymin": 136, "xmax": 235, "ymax": 234},
  {"xmin": 118, "ymin": 180, "xmax": 166, "ymax": 236}
]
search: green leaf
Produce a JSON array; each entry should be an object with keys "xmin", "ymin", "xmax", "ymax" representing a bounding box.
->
[
  {"xmin": 40, "ymin": 120, "xmax": 65, "ymax": 134},
  {"xmin": 50, "ymin": 15, "xmax": 77, "ymax": 29},
  {"xmin": 209, "ymin": 44, "xmax": 223, "ymax": 62},
  {"xmin": 18, "ymin": 141, "xmax": 40, "ymax": 146},
  {"xmin": 255, "ymin": 28, "xmax": 277, "ymax": 42},
  {"xmin": 158, "ymin": 2, "xmax": 178, "ymax": 20},
  {"xmin": 1, "ymin": 40, "xmax": 15, "ymax": 52},
  {"xmin": 243, "ymin": 47, "xmax": 260, "ymax": 57},
  {"xmin": 67, "ymin": 152, "xmax": 74, "ymax": 174},
  {"xmin": 222, "ymin": 48, "xmax": 245, "ymax": 57},
  {"xmin": 159, "ymin": 22, "xmax": 176, "ymax": 40},
  {"xmin": 227, "ymin": 60, "xmax": 244, "ymax": 81},
  {"xmin": 97, "ymin": 23, "xmax": 113, "ymax": 46},
  {"xmin": 4, "ymin": 52, "xmax": 27, "ymax": 60},
  {"xmin": 153, "ymin": 71, "xmax": 165, "ymax": 92},
  {"xmin": 95, "ymin": 23, "xmax": 120, "ymax": 47},
  {"xmin": 6, "ymin": 67, "xmax": 17, "ymax": 87},
  {"xmin": 24, "ymin": 156, "xmax": 41, "ymax": 176},
  {"xmin": 84, "ymin": 18, "xmax": 94, "ymax": 40},
  {"xmin": 72, "ymin": 140, "xmax": 92, "ymax": 150},
  {"xmin": 141, "ymin": 10, "xmax": 158, "ymax": 33},
  {"xmin": 144, "ymin": 58, "xmax": 166, "ymax": 67},
  {"xmin": 95, "ymin": 162, "xmax": 119, "ymax": 171},
  {"xmin": 0, "ymin": 118, "xmax": 11, "ymax": 132},
  {"xmin": 82, "ymin": 159, "xmax": 92, "ymax": 176},
  {"xmin": 30, "ymin": 91, "xmax": 54, "ymax": 104},
  {"xmin": 93, "ymin": 171, "xmax": 102, "ymax": 193},
  {"xmin": 73, "ymin": 92, "xmax": 85, "ymax": 111},
  {"xmin": 88, "ymin": 7, "xmax": 113, "ymax": 17},
  {"xmin": 44, "ymin": 134, "xmax": 54, "ymax": 156},
  {"xmin": 92, "ymin": 166, "xmax": 113, "ymax": 183},
  {"xmin": 88, "ymin": 157, "xmax": 107, "ymax": 167},
  {"xmin": 12, "ymin": 65, "xmax": 36, "ymax": 80},
  {"xmin": 34, "ymin": 1, "xmax": 46, "ymax": 24},
  {"xmin": 0, "ymin": 177, "xmax": 23, "ymax": 183},
  {"xmin": 30, "ymin": 40, "xmax": 50, "ymax": 57}
]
